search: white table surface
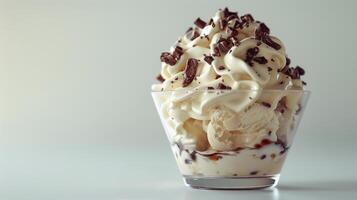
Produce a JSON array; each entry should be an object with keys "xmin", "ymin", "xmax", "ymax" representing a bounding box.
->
[{"xmin": 0, "ymin": 139, "xmax": 356, "ymax": 200}]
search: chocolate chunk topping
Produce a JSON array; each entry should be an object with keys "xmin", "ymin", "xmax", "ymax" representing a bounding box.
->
[
  {"xmin": 223, "ymin": 7, "xmax": 238, "ymax": 19},
  {"xmin": 295, "ymin": 66, "xmax": 305, "ymax": 75},
  {"xmin": 219, "ymin": 19, "xmax": 227, "ymax": 30},
  {"xmin": 204, "ymin": 55, "xmax": 214, "ymax": 64},
  {"xmin": 217, "ymin": 83, "xmax": 231, "ymax": 90},
  {"xmin": 217, "ymin": 39, "xmax": 232, "ymax": 53},
  {"xmin": 280, "ymin": 65, "xmax": 306, "ymax": 79},
  {"xmin": 241, "ymin": 14, "xmax": 254, "ymax": 23},
  {"xmin": 261, "ymin": 102, "xmax": 271, "ymax": 108},
  {"xmin": 245, "ymin": 47, "xmax": 259, "ymax": 66},
  {"xmin": 207, "ymin": 86, "xmax": 214, "ymax": 90},
  {"xmin": 285, "ymin": 57, "xmax": 291, "ymax": 67},
  {"xmin": 260, "ymin": 155, "xmax": 266, "ymax": 160},
  {"xmin": 253, "ymin": 56, "xmax": 268, "ymax": 64},
  {"xmin": 267, "ymin": 67, "xmax": 272, "ymax": 71},
  {"xmin": 208, "ymin": 18, "xmax": 214, "ymax": 25},
  {"xmin": 229, "ymin": 36, "xmax": 240, "ymax": 46},
  {"xmin": 160, "ymin": 52, "xmax": 176, "ymax": 65},
  {"xmin": 213, "ymin": 46, "xmax": 221, "ymax": 57},
  {"xmin": 191, "ymin": 30, "xmax": 200, "ymax": 40},
  {"xmin": 156, "ymin": 74, "xmax": 165, "ymax": 83},
  {"xmin": 194, "ymin": 17, "xmax": 207, "ymax": 29},
  {"xmin": 172, "ymin": 46, "xmax": 184, "ymax": 59},
  {"xmin": 227, "ymin": 27, "xmax": 238, "ymax": 37},
  {"xmin": 182, "ymin": 58, "xmax": 198, "ymax": 87},
  {"xmin": 255, "ymin": 23, "xmax": 281, "ymax": 50},
  {"xmin": 246, "ymin": 47, "xmax": 259, "ymax": 59}
]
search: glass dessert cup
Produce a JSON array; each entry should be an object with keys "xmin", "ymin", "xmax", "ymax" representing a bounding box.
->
[{"xmin": 152, "ymin": 89, "xmax": 310, "ymax": 189}]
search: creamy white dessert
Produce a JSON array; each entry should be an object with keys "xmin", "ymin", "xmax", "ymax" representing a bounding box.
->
[{"xmin": 152, "ymin": 8, "xmax": 306, "ymax": 177}]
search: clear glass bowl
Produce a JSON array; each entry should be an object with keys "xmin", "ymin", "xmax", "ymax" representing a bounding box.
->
[{"xmin": 152, "ymin": 89, "xmax": 310, "ymax": 189}]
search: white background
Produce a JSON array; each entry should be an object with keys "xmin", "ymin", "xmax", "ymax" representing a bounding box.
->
[{"xmin": 0, "ymin": 0, "xmax": 356, "ymax": 199}]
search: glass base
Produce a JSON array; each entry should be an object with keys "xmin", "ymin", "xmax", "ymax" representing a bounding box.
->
[{"xmin": 183, "ymin": 175, "xmax": 280, "ymax": 190}]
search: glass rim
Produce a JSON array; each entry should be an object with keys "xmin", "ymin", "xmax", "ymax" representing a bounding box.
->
[{"xmin": 151, "ymin": 89, "xmax": 311, "ymax": 93}]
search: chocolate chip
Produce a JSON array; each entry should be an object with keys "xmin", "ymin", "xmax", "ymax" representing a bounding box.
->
[
  {"xmin": 250, "ymin": 171, "xmax": 258, "ymax": 175},
  {"xmin": 260, "ymin": 155, "xmax": 266, "ymax": 160},
  {"xmin": 215, "ymin": 75, "xmax": 221, "ymax": 79},
  {"xmin": 204, "ymin": 55, "xmax": 214, "ymax": 64},
  {"xmin": 182, "ymin": 58, "xmax": 198, "ymax": 87},
  {"xmin": 302, "ymin": 81, "xmax": 307, "ymax": 85},
  {"xmin": 156, "ymin": 74, "xmax": 165, "ymax": 83},
  {"xmin": 276, "ymin": 97, "xmax": 287, "ymax": 113},
  {"xmin": 184, "ymin": 159, "xmax": 192, "ymax": 164},
  {"xmin": 207, "ymin": 86, "xmax": 214, "ymax": 90},
  {"xmin": 194, "ymin": 17, "xmax": 207, "ymax": 29},
  {"xmin": 267, "ymin": 67, "xmax": 272, "ymax": 71},
  {"xmin": 218, "ymin": 66, "xmax": 225, "ymax": 70},
  {"xmin": 217, "ymin": 83, "xmax": 231, "ymax": 90},
  {"xmin": 253, "ymin": 56, "xmax": 268, "ymax": 64},
  {"xmin": 261, "ymin": 102, "xmax": 271, "ymax": 108}
]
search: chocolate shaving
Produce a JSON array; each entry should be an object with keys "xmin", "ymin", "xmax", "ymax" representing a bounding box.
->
[
  {"xmin": 227, "ymin": 27, "xmax": 238, "ymax": 37},
  {"xmin": 194, "ymin": 17, "xmax": 207, "ymax": 29},
  {"xmin": 241, "ymin": 14, "xmax": 254, "ymax": 23},
  {"xmin": 261, "ymin": 102, "xmax": 271, "ymax": 108},
  {"xmin": 223, "ymin": 7, "xmax": 238, "ymax": 19},
  {"xmin": 172, "ymin": 46, "xmax": 184, "ymax": 59},
  {"xmin": 160, "ymin": 52, "xmax": 177, "ymax": 65},
  {"xmin": 229, "ymin": 36, "xmax": 240, "ymax": 46},
  {"xmin": 255, "ymin": 23, "xmax": 281, "ymax": 50},
  {"xmin": 219, "ymin": 19, "xmax": 227, "ymax": 30},
  {"xmin": 253, "ymin": 56, "xmax": 268, "ymax": 64},
  {"xmin": 156, "ymin": 74, "xmax": 165, "ymax": 83},
  {"xmin": 204, "ymin": 55, "xmax": 214, "ymax": 64},
  {"xmin": 182, "ymin": 58, "xmax": 198, "ymax": 87},
  {"xmin": 217, "ymin": 39, "xmax": 232, "ymax": 53},
  {"xmin": 213, "ymin": 46, "xmax": 221, "ymax": 57},
  {"xmin": 217, "ymin": 83, "xmax": 231, "ymax": 90}
]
